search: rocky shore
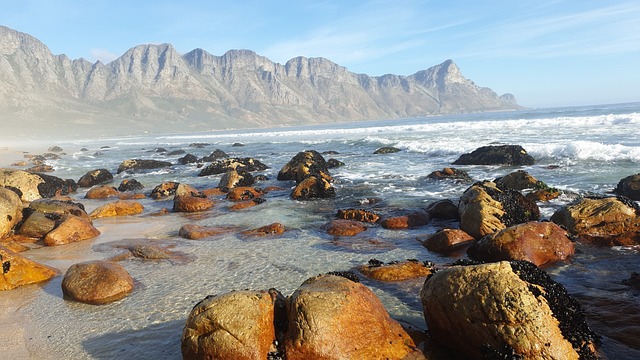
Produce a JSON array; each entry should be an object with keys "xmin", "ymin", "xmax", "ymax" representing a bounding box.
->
[{"xmin": 1, "ymin": 143, "xmax": 639, "ymax": 359}]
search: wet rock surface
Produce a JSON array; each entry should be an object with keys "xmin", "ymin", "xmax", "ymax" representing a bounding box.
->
[
  {"xmin": 614, "ymin": 173, "xmax": 640, "ymax": 200},
  {"xmin": 453, "ymin": 144, "xmax": 535, "ymax": 166},
  {"xmin": 421, "ymin": 228, "xmax": 474, "ymax": 254},
  {"xmin": 117, "ymin": 159, "xmax": 172, "ymax": 174},
  {"xmin": 62, "ymin": 260, "xmax": 134, "ymax": 304},
  {"xmin": 77, "ymin": 168, "xmax": 114, "ymax": 188},
  {"xmin": 0, "ymin": 245, "xmax": 57, "ymax": 290},
  {"xmin": 358, "ymin": 259, "xmax": 434, "ymax": 281}
]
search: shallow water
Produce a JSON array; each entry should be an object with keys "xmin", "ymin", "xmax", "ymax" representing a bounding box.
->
[{"xmin": 3, "ymin": 102, "xmax": 640, "ymax": 359}]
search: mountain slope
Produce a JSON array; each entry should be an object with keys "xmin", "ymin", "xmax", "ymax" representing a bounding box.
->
[{"xmin": 0, "ymin": 25, "xmax": 521, "ymax": 139}]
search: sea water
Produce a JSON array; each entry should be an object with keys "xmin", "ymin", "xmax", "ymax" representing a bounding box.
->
[{"xmin": 2, "ymin": 102, "xmax": 639, "ymax": 359}]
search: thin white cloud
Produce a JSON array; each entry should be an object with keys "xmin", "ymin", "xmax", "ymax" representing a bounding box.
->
[{"xmin": 89, "ymin": 49, "xmax": 118, "ymax": 63}]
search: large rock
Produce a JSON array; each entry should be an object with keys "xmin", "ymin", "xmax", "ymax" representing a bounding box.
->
[
  {"xmin": 150, "ymin": 181, "xmax": 180, "ymax": 199},
  {"xmin": 34, "ymin": 173, "xmax": 77, "ymax": 198},
  {"xmin": 420, "ymin": 261, "xmax": 598, "ymax": 359},
  {"xmin": 0, "ymin": 169, "xmax": 75, "ymax": 201},
  {"xmin": 85, "ymin": 185, "xmax": 119, "ymax": 199},
  {"xmin": 550, "ymin": 196, "xmax": 640, "ymax": 246},
  {"xmin": 173, "ymin": 184, "xmax": 215, "ymax": 213},
  {"xmin": 117, "ymin": 159, "xmax": 172, "ymax": 174},
  {"xmin": 336, "ymin": 209, "xmax": 380, "ymax": 223},
  {"xmin": 284, "ymin": 274, "xmax": 423, "ymax": 359},
  {"xmin": 380, "ymin": 211, "xmax": 430, "ymax": 229},
  {"xmin": 421, "ymin": 228, "xmax": 474, "ymax": 254},
  {"xmin": 43, "ymin": 215, "xmax": 100, "ymax": 246},
  {"xmin": 77, "ymin": 168, "xmax": 113, "ymax": 188},
  {"xmin": 453, "ymin": 145, "xmax": 535, "ymax": 166},
  {"xmin": 326, "ymin": 219, "xmax": 367, "ymax": 237},
  {"xmin": 89, "ymin": 200, "xmax": 144, "ymax": 219},
  {"xmin": 217, "ymin": 169, "xmax": 255, "ymax": 192},
  {"xmin": 495, "ymin": 170, "xmax": 541, "ymax": 191},
  {"xmin": 290, "ymin": 175, "xmax": 335, "ymax": 200},
  {"xmin": 178, "ymin": 224, "xmax": 238, "ymax": 240},
  {"xmin": 118, "ymin": 179, "xmax": 144, "ymax": 192},
  {"xmin": 458, "ymin": 181, "xmax": 540, "ymax": 239},
  {"xmin": 26, "ymin": 198, "xmax": 90, "ymax": 221},
  {"xmin": 614, "ymin": 173, "xmax": 640, "ymax": 200},
  {"xmin": 426, "ymin": 167, "xmax": 472, "ymax": 182},
  {"xmin": 16, "ymin": 211, "xmax": 56, "ymax": 238},
  {"xmin": 358, "ymin": 259, "xmax": 433, "ymax": 282},
  {"xmin": 0, "ymin": 187, "xmax": 22, "ymax": 238},
  {"xmin": 61, "ymin": 260, "xmax": 133, "ymax": 304},
  {"xmin": 0, "ymin": 245, "xmax": 57, "ymax": 290},
  {"xmin": 181, "ymin": 289, "xmax": 283, "ymax": 360},
  {"xmin": 198, "ymin": 157, "xmax": 268, "ymax": 176},
  {"xmin": 467, "ymin": 221, "xmax": 575, "ymax": 266},
  {"xmin": 200, "ymin": 149, "xmax": 229, "ymax": 162},
  {"xmin": 277, "ymin": 150, "xmax": 331, "ymax": 183}
]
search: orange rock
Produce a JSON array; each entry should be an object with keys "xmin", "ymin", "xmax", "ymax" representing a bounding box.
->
[
  {"xmin": 358, "ymin": 260, "xmax": 434, "ymax": 282},
  {"xmin": 422, "ymin": 228, "xmax": 474, "ymax": 253},
  {"xmin": 241, "ymin": 223, "xmax": 286, "ymax": 237},
  {"xmin": 380, "ymin": 211, "xmax": 430, "ymax": 229},
  {"xmin": 526, "ymin": 188, "xmax": 561, "ymax": 202},
  {"xmin": 226, "ymin": 186, "xmax": 264, "ymax": 201},
  {"xmin": 43, "ymin": 215, "xmax": 100, "ymax": 246},
  {"xmin": 85, "ymin": 185, "xmax": 119, "ymax": 199},
  {"xmin": 117, "ymin": 193, "xmax": 146, "ymax": 200},
  {"xmin": 173, "ymin": 184, "xmax": 215, "ymax": 212},
  {"xmin": 178, "ymin": 224, "xmax": 239, "ymax": 240},
  {"xmin": 326, "ymin": 219, "xmax": 367, "ymax": 236},
  {"xmin": 89, "ymin": 200, "xmax": 144, "ymax": 219},
  {"xmin": 61, "ymin": 260, "xmax": 133, "ymax": 304},
  {"xmin": 336, "ymin": 209, "xmax": 380, "ymax": 223},
  {"xmin": 202, "ymin": 187, "xmax": 226, "ymax": 197},
  {"xmin": 0, "ymin": 245, "xmax": 57, "ymax": 290},
  {"xmin": 229, "ymin": 198, "xmax": 265, "ymax": 211}
]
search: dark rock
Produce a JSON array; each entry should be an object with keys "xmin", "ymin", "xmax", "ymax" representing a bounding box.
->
[
  {"xmin": 118, "ymin": 179, "xmax": 144, "ymax": 192},
  {"xmin": 495, "ymin": 170, "xmax": 541, "ymax": 191},
  {"xmin": 373, "ymin": 146, "xmax": 401, "ymax": 154},
  {"xmin": 290, "ymin": 175, "xmax": 335, "ymax": 200},
  {"xmin": 218, "ymin": 169, "xmax": 255, "ymax": 192},
  {"xmin": 154, "ymin": 147, "xmax": 167, "ymax": 153},
  {"xmin": 177, "ymin": 153, "xmax": 199, "ymax": 165},
  {"xmin": 167, "ymin": 149, "xmax": 186, "ymax": 156},
  {"xmin": 77, "ymin": 168, "xmax": 113, "ymax": 188},
  {"xmin": 326, "ymin": 158, "xmax": 345, "ymax": 168},
  {"xmin": 201, "ymin": 149, "xmax": 229, "ymax": 162},
  {"xmin": 36, "ymin": 173, "xmax": 77, "ymax": 198},
  {"xmin": 622, "ymin": 272, "xmax": 640, "ymax": 289},
  {"xmin": 232, "ymin": 143, "xmax": 245, "ymax": 147},
  {"xmin": 277, "ymin": 150, "xmax": 331, "ymax": 183},
  {"xmin": 189, "ymin": 142, "xmax": 209, "ymax": 148},
  {"xmin": 426, "ymin": 167, "xmax": 472, "ymax": 182},
  {"xmin": 380, "ymin": 211, "xmax": 430, "ymax": 229},
  {"xmin": 198, "ymin": 157, "xmax": 268, "ymax": 176},
  {"xmin": 425, "ymin": 199, "xmax": 459, "ymax": 220},
  {"xmin": 336, "ymin": 209, "xmax": 380, "ymax": 223},
  {"xmin": 117, "ymin": 159, "xmax": 172, "ymax": 174},
  {"xmin": 48, "ymin": 146, "xmax": 64, "ymax": 152},
  {"xmin": 453, "ymin": 145, "xmax": 535, "ymax": 166},
  {"xmin": 150, "ymin": 181, "xmax": 180, "ymax": 199},
  {"xmin": 322, "ymin": 150, "xmax": 340, "ymax": 155},
  {"xmin": 614, "ymin": 173, "xmax": 640, "ymax": 200},
  {"xmin": 421, "ymin": 228, "xmax": 474, "ymax": 253}
]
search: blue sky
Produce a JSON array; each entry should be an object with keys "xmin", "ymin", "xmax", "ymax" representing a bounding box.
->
[{"xmin": 3, "ymin": 0, "xmax": 639, "ymax": 108}]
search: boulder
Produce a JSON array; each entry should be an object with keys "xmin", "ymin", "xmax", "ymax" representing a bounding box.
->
[
  {"xmin": 43, "ymin": 215, "xmax": 100, "ymax": 246},
  {"xmin": 526, "ymin": 188, "xmax": 561, "ymax": 202},
  {"xmin": 198, "ymin": 157, "xmax": 268, "ymax": 176},
  {"xmin": 173, "ymin": 184, "xmax": 214, "ymax": 213},
  {"xmin": 200, "ymin": 148, "xmax": 229, "ymax": 162},
  {"xmin": 336, "ymin": 209, "xmax": 380, "ymax": 223},
  {"xmin": 89, "ymin": 200, "xmax": 144, "ymax": 219},
  {"xmin": 277, "ymin": 150, "xmax": 331, "ymax": 183},
  {"xmin": 241, "ymin": 223, "xmax": 286, "ymax": 237},
  {"xmin": 226, "ymin": 187, "xmax": 264, "ymax": 201},
  {"xmin": 181, "ymin": 289, "xmax": 283, "ymax": 360},
  {"xmin": 380, "ymin": 211, "xmax": 430, "ymax": 229},
  {"xmin": 495, "ymin": 170, "xmax": 541, "ymax": 191},
  {"xmin": 177, "ymin": 153, "xmax": 199, "ymax": 165},
  {"xmin": 0, "ymin": 187, "xmax": 23, "ymax": 238},
  {"xmin": 0, "ymin": 169, "xmax": 75, "ymax": 201},
  {"xmin": 26, "ymin": 164, "xmax": 54, "ymax": 173},
  {"xmin": 217, "ymin": 169, "xmax": 255, "ymax": 192},
  {"xmin": 77, "ymin": 168, "xmax": 113, "ymax": 188},
  {"xmin": 150, "ymin": 181, "xmax": 180, "ymax": 199},
  {"xmin": 458, "ymin": 181, "xmax": 540, "ymax": 239},
  {"xmin": 34, "ymin": 173, "xmax": 77, "ymax": 198},
  {"xmin": 128, "ymin": 244, "xmax": 171, "ymax": 260},
  {"xmin": 358, "ymin": 259, "xmax": 433, "ymax": 282},
  {"xmin": 421, "ymin": 228, "xmax": 474, "ymax": 253},
  {"xmin": 425, "ymin": 199, "xmax": 459, "ymax": 220},
  {"xmin": 550, "ymin": 196, "xmax": 640, "ymax": 246},
  {"xmin": 117, "ymin": 159, "xmax": 172, "ymax": 174},
  {"xmin": 614, "ymin": 173, "xmax": 640, "ymax": 200},
  {"xmin": 290, "ymin": 175, "xmax": 335, "ymax": 200},
  {"xmin": 420, "ymin": 261, "xmax": 598, "ymax": 359},
  {"xmin": 284, "ymin": 274, "xmax": 423, "ymax": 359},
  {"xmin": 467, "ymin": 221, "xmax": 575, "ymax": 266},
  {"xmin": 0, "ymin": 245, "xmax": 57, "ymax": 290},
  {"xmin": 27, "ymin": 198, "xmax": 90, "ymax": 221},
  {"xmin": 229, "ymin": 198, "xmax": 266, "ymax": 211},
  {"xmin": 61, "ymin": 260, "xmax": 134, "ymax": 304},
  {"xmin": 373, "ymin": 146, "xmax": 401, "ymax": 154},
  {"xmin": 48, "ymin": 146, "xmax": 63, "ymax": 152},
  {"xmin": 326, "ymin": 219, "xmax": 367, "ymax": 237},
  {"xmin": 16, "ymin": 211, "xmax": 56, "ymax": 238},
  {"xmin": 85, "ymin": 185, "xmax": 119, "ymax": 199},
  {"xmin": 426, "ymin": 167, "xmax": 472, "ymax": 182},
  {"xmin": 453, "ymin": 145, "xmax": 535, "ymax": 166},
  {"xmin": 118, "ymin": 179, "xmax": 144, "ymax": 192},
  {"xmin": 326, "ymin": 158, "xmax": 345, "ymax": 168},
  {"xmin": 178, "ymin": 224, "xmax": 238, "ymax": 240}
]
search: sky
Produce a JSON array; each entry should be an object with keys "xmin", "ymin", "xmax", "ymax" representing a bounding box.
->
[{"xmin": 2, "ymin": 0, "xmax": 640, "ymax": 108}]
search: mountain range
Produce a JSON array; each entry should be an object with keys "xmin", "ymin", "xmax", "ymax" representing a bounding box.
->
[{"xmin": 0, "ymin": 25, "xmax": 521, "ymax": 139}]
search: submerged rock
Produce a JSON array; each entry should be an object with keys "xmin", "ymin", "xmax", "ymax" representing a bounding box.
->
[
  {"xmin": 420, "ymin": 261, "xmax": 598, "ymax": 359},
  {"xmin": 336, "ymin": 209, "xmax": 380, "ymax": 223},
  {"xmin": 241, "ymin": 223, "xmax": 286, "ymax": 237},
  {"xmin": 326, "ymin": 219, "xmax": 367, "ymax": 237},
  {"xmin": 178, "ymin": 224, "xmax": 238, "ymax": 240},
  {"xmin": 284, "ymin": 274, "xmax": 423, "ymax": 359},
  {"xmin": 61, "ymin": 260, "xmax": 134, "ymax": 305},
  {"xmin": 77, "ymin": 168, "xmax": 113, "ymax": 188},
  {"xmin": 380, "ymin": 211, "xmax": 430, "ymax": 229},
  {"xmin": 453, "ymin": 144, "xmax": 535, "ymax": 166},
  {"xmin": 0, "ymin": 245, "xmax": 57, "ymax": 290},
  {"xmin": 467, "ymin": 221, "xmax": 575, "ymax": 266},
  {"xmin": 181, "ymin": 289, "xmax": 283, "ymax": 360},
  {"xmin": 373, "ymin": 146, "xmax": 401, "ymax": 154}
]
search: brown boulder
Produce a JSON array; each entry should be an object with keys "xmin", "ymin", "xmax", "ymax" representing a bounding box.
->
[
  {"xmin": 0, "ymin": 187, "xmax": 23, "ymax": 238},
  {"xmin": 229, "ymin": 198, "xmax": 266, "ymax": 211},
  {"xmin": 358, "ymin": 259, "xmax": 433, "ymax": 282},
  {"xmin": 426, "ymin": 167, "xmax": 471, "ymax": 182},
  {"xmin": 495, "ymin": 170, "xmax": 540, "ymax": 191},
  {"xmin": 0, "ymin": 245, "xmax": 57, "ymax": 290},
  {"xmin": 61, "ymin": 260, "xmax": 134, "ymax": 304},
  {"xmin": 26, "ymin": 164, "xmax": 54, "ymax": 173},
  {"xmin": 27, "ymin": 198, "xmax": 91, "ymax": 222},
  {"xmin": 181, "ymin": 289, "xmax": 283, "ymax": 360},
  {"xmin": 0, "ymin": 169, "xmax": 45, "ymax": 201},
  {"xmin": 217, "ymin": 169, "xmax": 255, "ymax": 192},
  {"xmin": 226, "ymin": 186, "xmax": 264, "ymax": 201},
  {"xmin": 421, "ymin": 228, "xmax": 474, "ymax": 253},
  {"xmin": 420, "ymin": 261, "xmax": 598, "ymax": 359},
  {"xmin": 43, "ymin": 215, "xmax": 100, "ymax": 246},
  {"xmin": 277, "ymin": 150, "xmax": 331, "ymax": 183},
  {"xmin": 526, "ymin": 188, "xmax": 561, "ymax": 202},
  {"xmin": 85, "ymin": 185, "xmax": 119, "ymax": 199},
  {"xmin": 77, "ymin": 168, "xmax": 113, "ymax": 188},
  {"xmin": 16, "ymin": 211, "xmax": 56, "ymax": 238},
  {"xmin": 150, "ymin": 181, "xmax": 180, "ymax": 199},
  {"xmin": 380, "ymin": 211, "xmax": 430, "ymax": 229},
  {"xmin": 614, "ymin": 173, "xmax": 640, "ymax": 200},
  {"xmin": 550, "ymin": 196, "xmax": 640, "ymax": 245},
  {"xmin": 173, "ymin": 184, "xmax": 215, "ymax": 213},
  {"xmin": 290, "ymin": 175, "xmax": 335, "ymax": 200},
  {"xmin": 178, "ymin": 224, "xmax": 238, "ymax": 240},
  {"xmin": 117, "ymin": 159, "xmax": 172, "ymax": 174},
  {"xmin": 284, "ymin": 274, "xmax": 423, "ymax": 359},
  {"xmin": 89, "ymin": 200, "xmax": 144, "ymax": 219},
  {"xmin": 336, "ymin": 209, "xmax": 380, "ymax": 223},
  {"xmin": 241, "ymin": 223, "xmax": 286, "ymax": 237},
  {"xmin": 326, "ymin": 219, "xmax": 367, "ymax": 236},
  {"xmin": 467, "ymin": 221, "xmax": 575, "ymax": 266}
]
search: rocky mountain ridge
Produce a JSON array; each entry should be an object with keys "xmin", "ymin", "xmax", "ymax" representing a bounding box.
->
[{"xmin": 0, "ymin": 25, "xmax": 521, "ymax": 139}]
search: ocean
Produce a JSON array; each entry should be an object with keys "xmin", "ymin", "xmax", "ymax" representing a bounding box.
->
[{"xmin": 2, "ymin": 102, "xmax": 639, "ymax": 359}]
